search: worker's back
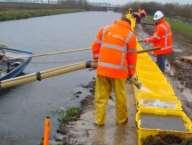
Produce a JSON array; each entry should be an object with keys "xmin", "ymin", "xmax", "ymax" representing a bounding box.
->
[{"xmin": 97, "ymin": 19, "xmax": 136, "ymax": 79}]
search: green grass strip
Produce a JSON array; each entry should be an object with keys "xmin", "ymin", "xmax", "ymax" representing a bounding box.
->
[
  {"xmin": 0, "ymin": 8, "xmax": 84, "ymax": 21},
  {"xmin": 144, "ymin": 16, "xmax": 192, "ymax": 40},
  {"xmin": 167, "ymin": 18, "xmax": 192, "ymax": 39},
  {"xmin": 58, "ymin": 107, "xmax": 81, "ymax": 124}
]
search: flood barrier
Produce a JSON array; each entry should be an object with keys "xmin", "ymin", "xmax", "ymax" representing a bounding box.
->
[{"xmin": 135, "ymin": 42, "xmax": 192, "ymax": 145}]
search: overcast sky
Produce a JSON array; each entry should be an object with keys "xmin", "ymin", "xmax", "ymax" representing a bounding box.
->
[{"xmin": 88, "ymin": 0, "xmax": 192, "ymax": 5}]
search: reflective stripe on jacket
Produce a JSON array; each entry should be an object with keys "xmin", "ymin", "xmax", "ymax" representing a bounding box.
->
[
  {"xmin": 91, "ymin": 19, "xmax": 137, "ymax": 79},
  {"xmin": 146, "ymin": 19, "xmax": 173, "ymax": 55}
]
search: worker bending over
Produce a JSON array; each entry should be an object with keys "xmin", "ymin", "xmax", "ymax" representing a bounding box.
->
[
  {"xmin": 91, "ymin": 14, "xmax": 137, "ymax": 126},
  {"xmin": 142, "ymin": 10, "xmax": 173, "ymax": 72},
  {"xmin": 126, "ymin": 8, "xmax": 136, "ymax": 31},
  {"xmin": 133, "ymin": 8, "xmax": 147, "ymax": 24}
]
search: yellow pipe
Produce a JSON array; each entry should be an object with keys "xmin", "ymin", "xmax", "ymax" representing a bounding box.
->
[
  {"xmin": 0, "ymin": 73, "xmax": 37, "ymax": 88},
  {"xmin": 0, "ymin": 61, "xmax": 89, "ymax": 89},
  {"xmin": 40, "ymin": 62, "xmax": 86, "ymax": 80}
]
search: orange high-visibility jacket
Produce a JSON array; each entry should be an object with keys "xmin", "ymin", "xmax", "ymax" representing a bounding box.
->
[
  {"xmin": 145, "ymin": 18, "xmax": 173, "ymax": 55},
  {"xmin": 91, "ymin": 19, "xmax": 137, "ymax": 79}
]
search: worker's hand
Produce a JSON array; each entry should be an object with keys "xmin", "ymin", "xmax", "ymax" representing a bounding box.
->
[
  {"xmin": 149, "ymin": 50, "xmax": 155, "ymax": 56},
  {"xmin": 127, "ymin": 75, "xmax": 137, "ymax": 82},
  {"xmin": 92, "ymin": 59, "xmax": 98, "ymax": 68},
  {"xmin": 87, "ymin": 60, "xmax": 98, "ymax": 71},
  {"xmin": 142, "ymin": 38, "xmax": 149, "ymax": 43},
  {"xmin": 127, "ymin": 75, "xmax": 142, "ymax": 89}
]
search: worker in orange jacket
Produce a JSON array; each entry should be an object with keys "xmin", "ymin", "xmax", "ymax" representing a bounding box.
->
[
  {"xmin": 142, "ymin": 10, "xmax": 173, "ymax": 72},
  {"xmin": 91, "ymin": 15, "xmax": 137, "ymax": 126}
]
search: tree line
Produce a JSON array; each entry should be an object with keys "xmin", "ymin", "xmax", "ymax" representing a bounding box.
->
[{"xmin": 122, "ymin": 2, "xmax": 192, "ymax": 22}]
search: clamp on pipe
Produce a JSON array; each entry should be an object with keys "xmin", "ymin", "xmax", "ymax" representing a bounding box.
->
[{"xmin": 36, "ymin": 72, "xmax": 42, "ymax": 81}]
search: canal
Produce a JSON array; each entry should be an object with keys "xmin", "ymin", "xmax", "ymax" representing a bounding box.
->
[{"xmin": 0, "ymin": 11, "xmax": 120, "ymax": 145}]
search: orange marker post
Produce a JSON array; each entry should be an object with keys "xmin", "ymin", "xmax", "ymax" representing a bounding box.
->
[{"xmin": 43, "ymin": 116, "xmax": 51, "ymax": 145}]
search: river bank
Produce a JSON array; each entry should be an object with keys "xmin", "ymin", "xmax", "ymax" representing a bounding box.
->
[
  {"xmin": 53, "ymin": 80, "xmax": 95, "ymax": 145},
  {"xmin": 0, "ymin": 2, "xmax": 84, "ymax": 21},
  {"xmin": 54, "ymin": 79, "xmax": 137, "ymax": 145}
]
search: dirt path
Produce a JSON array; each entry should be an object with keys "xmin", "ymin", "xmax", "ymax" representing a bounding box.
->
[{"xmin": 62, "ymin": 83, "xmax": 137, "ymax": 145}]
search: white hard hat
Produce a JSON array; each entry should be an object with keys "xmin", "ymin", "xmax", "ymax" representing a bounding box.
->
[{"xmin": 153, "ymin": 10, "xmax": 164, "ymax": 21}]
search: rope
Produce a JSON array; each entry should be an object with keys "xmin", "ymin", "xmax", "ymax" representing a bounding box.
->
[
  {"xmin": 31, "ymin": 47, "xmax": 157, "ymax": 58},
  {"xmin": 9, "ymin": 48, "xmax": 89, "ymax": 60},
  {"xmin": 32, "ymin": 48, "xmax": 90, "ymax": 58}
]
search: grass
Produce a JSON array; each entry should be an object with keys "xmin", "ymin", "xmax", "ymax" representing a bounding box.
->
[
  {"xmin": 0, "ymin": 8, "xmax": 84, "ymax": 21},
  {"xmin": 58, "ymin": 107, "xmax": 81, "ymax": 124},
  {"xmin": 167, "ymin": 18, "xmax": 192, "ymax": 39}
]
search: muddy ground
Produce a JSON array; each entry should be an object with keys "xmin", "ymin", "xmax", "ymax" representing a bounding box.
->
[{"xmin": 53, "ymin": 79, "xmax": 137, "ymax": 145}]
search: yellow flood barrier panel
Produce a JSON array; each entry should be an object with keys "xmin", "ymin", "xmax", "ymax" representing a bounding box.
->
[
  {"xmin": 135, "ymin": 92, "xmax": 182, "ymax": 111},
  {"xmin": 129, "ymin": 15, "xmax": 192, "ymax": 145},
  {"xmin": 135, "ymin": 43, "xmax": 177, "ymax": 102},
  {"xmin": 134, "ymin": 42, "xmax": 192, "ymax": 145},
  {"xmin": 136, "ymin": 108, "xmax": 192, "ymax": 145}
]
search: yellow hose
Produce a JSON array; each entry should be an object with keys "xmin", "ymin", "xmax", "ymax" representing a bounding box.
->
[
  {"xmin": 32, "ymin": 48, "xmax": 89, "ymax": 58},
  {"xmin": 0, "ymin": 61, "xmax": 89, "ymax": 89}
]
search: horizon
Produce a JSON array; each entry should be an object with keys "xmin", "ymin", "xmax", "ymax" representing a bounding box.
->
[{"xmin": 88, "ymin": 0, "xmax": 192, "ymax": 5}]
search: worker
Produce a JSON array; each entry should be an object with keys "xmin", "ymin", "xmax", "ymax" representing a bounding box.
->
[
  {"xmin": 0, "ymin": 50, "xmax": 9, "ymax": 74},
  {"xmin": 0, "ymin": 53, "xmax": 4, "ymax": 74},
  {"xmin": 127, "ymin": 8, "xmax": 133, "ymax": 14},
  {"xmin": 91, "ymin": 14, "xmax": 137, "ymax": 126},
  {"xmin": 0, "ymin": 53, "xmax": 5, "ymax": 61},
  {"xmin": 0, "ymin": 55, "xmax": 8, "ymax": 63},
  {"xmin": 133, "ymin": 8, "xmax": 147, "ymax": 24},
  {"xmin": 126, "ymin": 9, "xmax": 136, "ymax": 31},
  {"xmin": 133, "ymin": 10, "xmax": 141, "ymax": 24},
  {"xmin": 142, "ymin": 10, "xmax": 173, "ymax": 72},
  {"xmin": 139, "ymin": 8, "xmax": 147, "ymax": 19}
]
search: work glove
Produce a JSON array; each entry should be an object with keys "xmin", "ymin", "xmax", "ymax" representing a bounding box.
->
[
  {"xmin": 91, "ymin": 59, "xmax": 97, "ymax": 69},
  {"xmin": 127, "ymin": 75, "xmax": 142, "ymax": 89},
  {"xmin": 86, "ymin": 60, "xmax": 97, "ymax": 71}
]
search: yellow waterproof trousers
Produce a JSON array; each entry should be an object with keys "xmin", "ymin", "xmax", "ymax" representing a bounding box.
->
[{"xmin": 95, "ymin": 75, "xmax": 128, "ymax": 125}]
